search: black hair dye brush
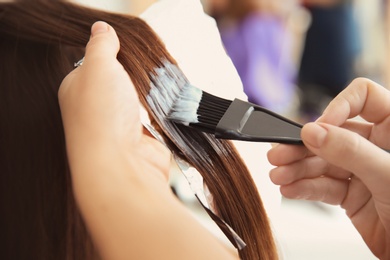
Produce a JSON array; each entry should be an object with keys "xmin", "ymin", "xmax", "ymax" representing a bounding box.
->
[{"xmin": 147, "ymin": 61, "xmax": 303, "ymax": 145}]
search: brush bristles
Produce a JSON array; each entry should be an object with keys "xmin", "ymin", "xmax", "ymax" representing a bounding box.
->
[
  {"xmin": 147, "ymin": 60, "xmax": 232, "ymax": 133},
  {"xmin": 195, "ymin": 91, "xmax": 232, "ymax": 132}
]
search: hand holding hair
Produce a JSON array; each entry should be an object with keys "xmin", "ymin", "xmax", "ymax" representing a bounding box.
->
[
  {"xmin": 57, "ymin": 22, "xmax": 237, "ymax": 260},
  {"xmin": 59, "ymin": 22, "xmax": 156, "ymax": 155},
  {"xmin": 267, "ymin": 78, "xmax": 390, "ymax": 259},
  {"xmin": 59, "ymin": 21, "xmax": 171, "ymax": 182}
]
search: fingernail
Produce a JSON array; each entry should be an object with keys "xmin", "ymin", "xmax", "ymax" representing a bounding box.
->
[
  {"xmin": 91, "ymin": 21, "xmax": 109, "ymax": 37},
  {"xmin": 303, "ymin": 123, "xmax": 328, "ymax": 148}
]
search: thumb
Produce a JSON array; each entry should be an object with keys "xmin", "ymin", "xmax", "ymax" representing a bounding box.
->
[
  {"xmin": 83, "ymin": 21, "xmax": 120, "ymax": 66},
  {"xmin": 301, "ymin": 122, "xmax": 390, "ymax": 193}
]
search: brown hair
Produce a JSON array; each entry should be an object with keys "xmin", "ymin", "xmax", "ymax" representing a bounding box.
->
[{"xmin": 0, "ymin": 1, "xmax": 278, "ymax": 259}]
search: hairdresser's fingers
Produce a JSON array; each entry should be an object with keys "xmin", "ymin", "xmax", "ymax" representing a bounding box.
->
[
  {"xmin": 268, "ymin": 120, "xmax": 379, "ymax": 186},
  {"xmin": 280, "ymin": 175, "xmax": 372, "ymax": 209},
  {"xmin": 341, "ymin": 119, "xmax": 390, "ymax": 150},
  {"xmin": 267, "ymin": 144, "xmax": 314, "ymax": 166},
  {"xmin": 301, "ymin": 122, "xmax": 390, "ymax": 195},
  {"xmin": 270, "ymin": 118, "xmax": 389, "ymax": 186},
  {"xmin": 59, "ymin": 21, "xmax": 141, "ymax": 145},
  {"xmin": 60, "ymin": 21, "xmax": 126, "ymax": 93},
  {"xmin": 318, "ymin": 78, "xmax": 390, "ymax": 126},
  {"xmin": 83, "ymin": 21, "xmax": 120, "ymax": 65},
  {"xmin": 268, "ymin": 119, "xmax": 377, "ymax": 167},
  {"xmin": 269, "ymin": 156, "xmax": 350, "ymax": 185},
  {"xmin": 280, "ymin": 176, "xmax": 350, "ymax": 205},
  {"xmin": 267, "ymin": 119, "xmax": 375, "ymax": 167}
]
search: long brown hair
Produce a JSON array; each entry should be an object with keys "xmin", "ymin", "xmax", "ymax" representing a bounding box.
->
[{"xmin": 0, "ymin": 1, "xmax": 278, "ymax": 259}]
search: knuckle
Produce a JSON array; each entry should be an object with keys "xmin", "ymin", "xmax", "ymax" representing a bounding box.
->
[{"xmin": 326, "ymin": 128, "xmax": 362, "ymax": 165}]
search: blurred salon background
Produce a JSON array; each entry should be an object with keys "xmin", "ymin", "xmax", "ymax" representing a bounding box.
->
[
  {"xmin": 203, "ymin": 0, "xmax": 388, "ymax": 123},
  {"xmin": 78, "ymin": 0, "xmax": 389, "ymax": 122},
  {"xmin": 73, "ymin": 0, "xmax": 384, "ymax": 259}
]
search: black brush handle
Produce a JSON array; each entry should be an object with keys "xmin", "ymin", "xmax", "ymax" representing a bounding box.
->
[{"xmin": 215, "ymin": 99, "xmax": 303, "ymax": 144}]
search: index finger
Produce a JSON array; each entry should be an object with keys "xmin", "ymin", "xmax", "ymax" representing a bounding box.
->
[{"xmin": 319, "ymin": 78, "xmax": 390, "ymax": 126}]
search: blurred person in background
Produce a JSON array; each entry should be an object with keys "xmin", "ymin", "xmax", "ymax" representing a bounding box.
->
[
  {"xmin": 203, "ymin": 0, "xmax": 300, "ymax": 116},
  {"xmin": 298, "ymin": 0, "xmax": 361, "ymax": 121}
]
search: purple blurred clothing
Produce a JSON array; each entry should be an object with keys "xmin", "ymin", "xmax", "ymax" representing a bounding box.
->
[{"xmin": 219, "ymin": 13, "xmax": 296, "ymax": 113}]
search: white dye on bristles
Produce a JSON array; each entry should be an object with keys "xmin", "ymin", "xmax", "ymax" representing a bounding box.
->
[
  {"xmin": 168, "ymin": 83, "xmax": 202, "ymax": 125},
  {"xmin": 147, "ymin": 60, "xmax": 202, "ymax": 125}
]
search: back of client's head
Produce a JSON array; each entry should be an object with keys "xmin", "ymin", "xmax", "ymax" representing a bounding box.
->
[{"xmin": 0, "ymin": 1, "xmax": 278, "ymax": 259}]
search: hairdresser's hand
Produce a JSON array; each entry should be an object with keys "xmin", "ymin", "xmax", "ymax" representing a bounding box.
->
[
  {"xmin": 58, "ymin": 20, "xmax": 173, "ymax": 259},
  {"xmin": 58, "ymin": 21, "xmax": 171, "ymax": 182},
  {"xmin": 268, "ymin": 78, "xmax": 390, "ymax": 259},
  {"xmin": 57, "ymin": 22, "xmax": 236, "ymax": 260}
]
